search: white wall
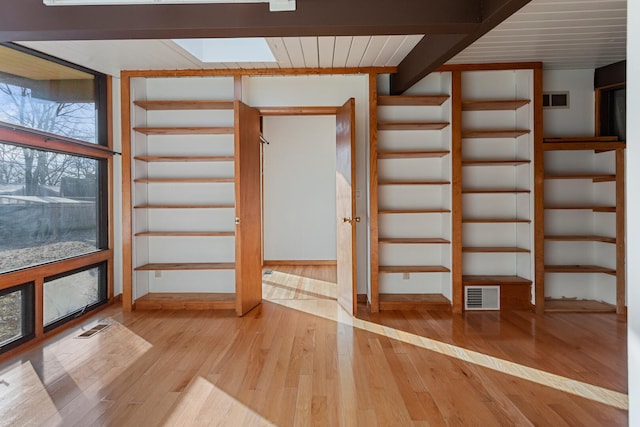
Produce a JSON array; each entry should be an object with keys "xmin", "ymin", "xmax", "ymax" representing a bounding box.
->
[
  {"xmin": 243, "ymin": 75, "xmax": 369, "ymax": 293},
  {"xmin": 263, "ymin": 116, "xmax": 337, "ymax": 261},
  {"xmin": 543, "ymin": 69, "xmax": 594, "ymax": 137},
  {"xmin": 628, "ymin": 0, "xmax": 639, "ymax": 422}
]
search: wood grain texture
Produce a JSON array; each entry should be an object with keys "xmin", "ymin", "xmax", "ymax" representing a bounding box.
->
[
  {"xmin": 544, "ymin": 235, "xmax": 616, "ymax": 243},
  {"xmin": 133, "ymin": 100, "xmax": 234, "ymax": 110},
  {"xmin": 120, "ymin": 73, "xmax": 133, "ymax": 312},
  {"xmin": 462, "ymin": 99, "xmax": 530, "ymax": 111},
  {"xmin": 451, "ymin": 70, "xmax": 463, "ymax": 314},
  {"xmin": 335, "ymin": 98, "xmax": 357, "ymax": 316},
  {"xmin": 133, "ymin": 126, "xmax": 234, "ymax": 135},
  {"xmin": 135, "ymin": 263, "xmax": 235, "ymax": 271},
  {"xmin": 462, "ymin": 129, "xmax": 530, "ymax": 138},
  {"xmin": 377, "ymin": 95, "xmax": 449, "ymax": 106},
  {"xmin": 369, "ymin": 74, "xmax": 380, "ymax": 313},
  {"xmin": 462, "ymin": 159, "xmax": 530, "ymax": 166},
  {"xmin": 0, "ymin": 292, "xmax": 627, "ymax": 425},
  {"xmin": 263, "ymin": 260, "xmax": 337, "ymax": 267},
  {"xmin": 234, "ymin": 101, "xmax": 263, "ymax": 316},
  {"xmin": 379, "ymin": 265, "xmax": 450, "ymax": 273},
  {"xmin": 545, "ymin": 298, "xmax": 616, "ymax": 313},
  {"xmin": 533, "ymin": 66, "xmax": 545, "ymax": 314},
  {"xmin": 135, "ymin": 293, "xmax": 236, "ymax": 310},
  {"xmin": 615, "ymin": 148, "xmax": 626, "ymax": 314},
  {"xmin": 542, "ymin": 141, "xmax": 626, "ymax": 151},
  {"xmin": 107, "ymin": 75, "xmax": 115, "ymax": 302},
  {"xmin": 134, "ymin": 231, "xmax": 234, "ymax": 237},
  {"xmin": 378, "ymin": 238, "xmax": 450, "ymax": 244},
  {"xmin": 258, "ymin": 106, "xmax": 338, "ymax": 116},
  {"xmin": 379, "ymin": 294, "xmax": 451, "ymax": 311},
  {"xmin": 545, "ymin": 265, "xmax": 616, "ymax": 275},
  {"xmin": 134, "ymin": 155, "xmax": 234, "ymax": 162},
  {"xmin": 544, "ymin": 173, "xmax": 616, "ymax": 182},
  {"xmin": 378, "ymin": 122, "xmax": 449, "ymax": 131},
  {"xmin": 121, "ymin": 67, "xmax": 397, "ymax": 79},
  {"xmin": 377, "ymin": 150, "xmax": 449, "ymax": 159}
]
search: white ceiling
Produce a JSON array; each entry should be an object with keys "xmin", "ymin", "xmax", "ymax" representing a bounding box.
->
[
  {"xmin": 449, "ymin": 0, "xmax": 627, "ymax": 69},
  {"xmin": 18, "ymin": 0, "xmax": 627, "ymax": 79}
]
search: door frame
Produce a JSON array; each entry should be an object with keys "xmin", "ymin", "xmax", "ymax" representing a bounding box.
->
[{"xmin": 257, "ymin": 105, "xmax": 357, "ymax": 310}]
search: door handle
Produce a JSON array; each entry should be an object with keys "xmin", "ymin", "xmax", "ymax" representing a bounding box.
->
[{"xmin": 342, "ymin": 217, "xmax": 361, "ymax": 223}]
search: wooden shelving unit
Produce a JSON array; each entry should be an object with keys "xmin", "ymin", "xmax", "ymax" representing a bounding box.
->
[
  {"xmin": 453, "ymin": 66, "xmax": 539, "ymax": 312},
  {"xmin": 540, "ymin": 137, "xmax": 625, "ymax": 314},
  {"xmin": 371, "ymin": 75, "xmax": 453, "ymax": 312},
  {"xmin": 130, "ymin": 83, "xmax": 239, "ymax": 310}
]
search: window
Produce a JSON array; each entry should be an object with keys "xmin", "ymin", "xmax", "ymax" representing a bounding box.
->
[
  {"xmin": 599, "ymin": 87, "xmax": 626, "ymax": 141},
  {"xmin": 542, "ymin": 91, "xmax": 569, "ymax": 109},
  {"xmin": 0, "ymin": 283, "xmax": 35, "ymax": 352},
  {"xmin": 0, "ymin": 43, "xmax": 111, "ymax": 354},
  {"xmin": 0, "ymin": 143, "xmax": 107, "ymax": 274},
  {"xmin": 0, "ymin": 43, "xmax": 107, "ymax": 145},
  {"xmin": 44, "ymin": 262, "xmax": 107, "ymax": 331}
]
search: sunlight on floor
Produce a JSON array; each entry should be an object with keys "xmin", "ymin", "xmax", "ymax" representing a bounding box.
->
[
  {"xmin": 268, "ymin": 297, "xmax": 629, "ymax": 411},
  {"xmin": 262, "ymin": 270, "xmax": 337, "ymax": 300},
  {"xmin": 0, "ymin": 361, "xmax": 61, "ymax": 426},
  {"xmin": 163, "ymin": 376, "xmax": 276, "ymax": 426}
]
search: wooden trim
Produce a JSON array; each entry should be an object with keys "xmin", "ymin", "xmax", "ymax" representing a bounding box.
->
[
  {"xmin": 234, "ymin": 75, "xmax": 242, "ymax": 102},
  {"xmin": 0, "ymin": 126, "xmax": 112, "ymax": 160},
  {"xmin": 121, "ymin": 67, "xmax": 396, "ymax": 79},
  {"xmin": 34, "ymin": 278, "xmax": 44, "ymax": 339},
  {"xmin": 263, "ymin": 260, "xmax": 337, "ymax": 267},
  {"xmin": 451, "ymin": 70, "xmax": 463, "ymax": 314},
  {"xmin": 258, "ymin": 106, "xmax": 338, "ymax": 116},
  {"xmin": 437, "ymin": 62, "xmax": 543, "ymax": 72},
  {"xmin": 615, "ymin": 148, "xmax": 626, "ymax": 315},
  {"xmin": 357, "ymin": 294, "xmax": 367, "ymax": 304},
  {"xmin": 533, "ymin": 66, "xmax": 545, "ymax": 314},
  {"xmin": 369, "ymin": 73, "xmax": 380, "ymax": 313},
  {"xmin": 120, "ymin": 72, "xmax": 133, "ymax": 312},
  {"xmin": 107, "ymin": 75, "xmax": 115, "ymax": 302}
]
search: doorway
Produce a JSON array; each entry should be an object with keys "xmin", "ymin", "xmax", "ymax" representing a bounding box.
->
[{"xmin": 258, "ymin": 100, "xmax": 357, "ymax": 314}]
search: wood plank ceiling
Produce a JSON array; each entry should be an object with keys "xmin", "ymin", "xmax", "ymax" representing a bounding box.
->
[{"xmin": 1, "ymin": 0, "xmax": 628, "ymax": 93}]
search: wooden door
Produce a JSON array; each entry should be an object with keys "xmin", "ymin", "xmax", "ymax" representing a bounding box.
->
[
  {"xmin": 235, "ymin": 101, "xmax": 262, "ymax": 316},
  {"xmin": 336, "ymin": 98, "xmax": 357, "ymax": 315}
]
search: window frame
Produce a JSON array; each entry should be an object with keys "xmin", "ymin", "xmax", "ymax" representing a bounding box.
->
[{"xmin": 0, "ymin": 282, "xmax": 35, "ymax": 353}]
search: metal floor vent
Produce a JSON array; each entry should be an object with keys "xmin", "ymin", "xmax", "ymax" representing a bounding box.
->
[
  {"xmin": 465, "ymin": 286, "xmax": 500, "ymax": 310},
  {"xmin": 76, "ymin": 323, "xmax": 111, "ymax": 339},
  {"xmin": 263, "ymin": 270, "xmax": 273, "ymax": 275}
]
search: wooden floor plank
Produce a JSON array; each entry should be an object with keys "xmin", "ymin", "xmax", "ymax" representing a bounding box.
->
[{"xmin": 0, "ymin": 266, "xmax": 628, "ymax": 426}]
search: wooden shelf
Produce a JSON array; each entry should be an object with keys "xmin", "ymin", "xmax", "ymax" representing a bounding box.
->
[
  {"xmin": 544, "ymin": 173, "xmax": 616, "ymax": 182},
  {"xmin": 463, "ymin": 275, "xmax": 532, "ymax": 286},
  {"xmin": 545, "ymin": 265, "xmax": 616, "ymax": 275},
  {"xmin": 462, "ymin": 159, "xmax": 530, "ymax": 166},
  {"xmin": 462, "ymin": 99, "xmax": 530, "ymax": 111},
  {"xmin": 545, "ymin": 235, "xmax": 616, "ymax": 243},
  {"xmin": 379, "ymin": 265, "xmax": 450, "ymax": 273},
  {"xmin": 377, "ymin": 150, "xmax": 449, "ymax": 159},
  {"xmin": 543, "ymin": 140, "xmax": 626, "ymax": 152},
  {"xmin": 135, "ymin": 293, "xmax": 236, "ymax": 310},
  {"xmin": 544, "ymin": 298, "xmax": 616, "ymax": 313},
  {"xmin": 133, "ymin": 126, "xmax": 234, "ymax": 135},
  {"xmin": 379, "ymin": 293, "xmax": 451, "ymax": 311},
  {"xmin": 134, "ymin": 178, "xmax": 234, "ymax": 183},
  {"xmin": 133, "ymin": 100, "xmax": 234, "ymax": 110},
  {"xmin": 544, "ymin": 136, "xmax": 619, "ymax": 143},
  {"xmin": 379, "ymin": 237, "xmax": 450, "ymax": 244},
  {"xmin": 463, "ymin": 247, "xmax": 530, "ymax": 253},
  {"xmin": 462, "ymin": 129, "xmax": 530, "ymax": 138},
  {"xmin": 544, "ymin": 205, "xmax": 615, "ymax": 212},
  {"xmin": 463, "ymin": 218, "xmax": 530, "ymax": 223},
  {"xmin": 378, "ymin": 208, "xmax": 451, "ymax": 214},
  {"xmin": 378, "ymin": 95, "xmax": 449, "ymax": 106},
  {"xmin": 134, "ymin": 155, "xmax": 234, "ymax": 162},
  {"xmin": 378, "ymin": 122, "xmax": 449, "ymax": 131},
  {"xmin": 135, "ymin": 262, "xmax": 235, "ymax": 271},
  {"xmin": 134, "ymin": 231, "xmax": 235, "ymax": 237},
  {"xmin": 462, "ymin": 188, "xmax": 530, "ymax": 194},
  {"xmin": 378, "ymin": 180, "xmax": 450, "ymax": 186},
  {"xmin": 134, "ymin": 204, "xmax": 234, "ymax": 209}
]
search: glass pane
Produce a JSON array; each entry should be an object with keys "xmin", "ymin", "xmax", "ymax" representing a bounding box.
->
[
  {"xmin": 0, "ymin": 45, "xmax": 98, "ymax": 143},
  {"xmin": 44, "ymin": 265, "xmax": 105, "ymax": 327},
  {"xmin": 0, "ymin": 290, "xmax": 23, "ymax": 347},
  {"xmin": 0, "ymin": 143, "xmax": 103, "ymax": 273}
]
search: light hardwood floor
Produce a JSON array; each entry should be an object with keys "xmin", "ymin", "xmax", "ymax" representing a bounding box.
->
[{"xmin": 0, "ymin": 266, "xmax": 627, "ymax": 426}]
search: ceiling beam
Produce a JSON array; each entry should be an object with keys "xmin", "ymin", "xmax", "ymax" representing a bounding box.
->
[
  {"xmin": 390, "ymin": 0, "xmax": 531, "ymax": 94},
  {"xmin": 0, "ymin": 0, "xmax": 481, "ymax": 42}
]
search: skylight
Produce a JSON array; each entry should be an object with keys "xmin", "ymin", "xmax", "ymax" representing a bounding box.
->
[{"xmin": 172, "ymin": 38, "xmax": 277, "ymax": 63}]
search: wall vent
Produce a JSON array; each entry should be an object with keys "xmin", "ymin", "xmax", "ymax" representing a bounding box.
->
[
  {"xmin": 543, "ymin": 91, "xmax": 570, "ymax": 109},
  {"xmin": 465, "ymin": 286, "xmax": 500, "ymax": 310}
]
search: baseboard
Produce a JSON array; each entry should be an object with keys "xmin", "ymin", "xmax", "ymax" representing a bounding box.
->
[{"xmin": 263, "ymin": 260, "xmax": 337, "ymax": 267}]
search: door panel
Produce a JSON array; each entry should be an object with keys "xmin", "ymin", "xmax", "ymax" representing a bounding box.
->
[
  {"xmin": 336, "ymin": 98, "xmax": 357, "ymax": 315},
  {"xmin": 235, "ymin": 101, "xmax": 262, "ymax": 316}
]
